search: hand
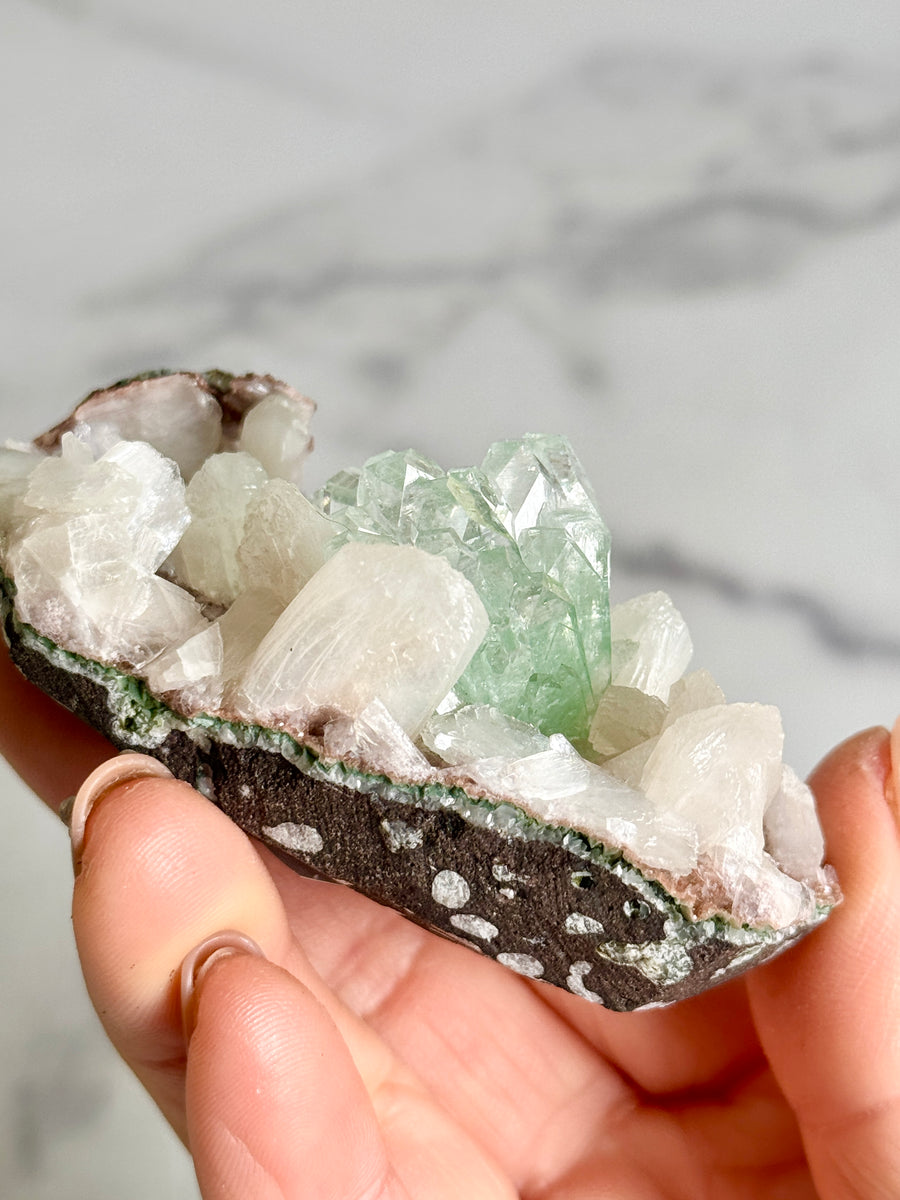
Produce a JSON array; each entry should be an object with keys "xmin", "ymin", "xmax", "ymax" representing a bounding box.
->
[{"xmin": 2, "ymin": 640, "xmax": 899, "ymax": 1199}]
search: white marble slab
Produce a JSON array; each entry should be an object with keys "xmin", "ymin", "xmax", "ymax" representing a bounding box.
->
[{"xmin": 2, "ymin": 3, "xmax": 899, "ymax": 1196}]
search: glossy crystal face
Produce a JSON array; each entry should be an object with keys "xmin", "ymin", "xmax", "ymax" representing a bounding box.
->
[
  {"xmin": 0, "ymin": 372, "xmax": 838, "ymax": 931},
  {"xmin": 315, "ymin": 434, "xmax": 612, "ymax": 745}
]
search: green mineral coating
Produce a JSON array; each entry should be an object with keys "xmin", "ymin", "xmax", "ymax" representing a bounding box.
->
[
  {"xmin": 202, "ymin": 368, "xmax": 236, "ymax": 393},
  {"xmin": 314, "ymin": 434, "xmax": 612, "ymax": 744}
]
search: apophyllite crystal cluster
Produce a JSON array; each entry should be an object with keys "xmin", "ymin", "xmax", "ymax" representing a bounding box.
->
[{"xmin": 0, "ymin": 371, "xmax": 839, "ymax": 1007}]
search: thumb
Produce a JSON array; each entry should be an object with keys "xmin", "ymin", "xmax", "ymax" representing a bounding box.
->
[{"xmin": 747, "ymin": 724, "xmax": 900, "ymax": 1199}]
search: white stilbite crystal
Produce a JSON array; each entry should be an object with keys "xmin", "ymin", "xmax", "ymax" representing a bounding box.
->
[
  {"xmin": 7, "ymin": 435, "xmax": 204, "ymax": 667},
  {"xmin": 465, "ymin": 733, "xmax": 698, "ymax": 874},
  {"xmin": 610, "ymin": 591, "xmax": 693, "ymax": 700},
  {"xmin": 61, "ymin": 374, "xmax": 222, "ymax": 479},
  {"xmin": 10, "ymin": 525, "xmax": 207, "ymax": 667},
  {"xmin": 107, "ymin": 575, "xmax": 207, "ymax": 669},
  {"xmin": 0, "ymin": 444, "xmax": 43, "ymax": 548},
  {"xmin": 237, "ymin": 478, "xmax": 337, "ymax": 606},
  {"xmin": 323, "ymin": 700, "xmax": 434, "ymax": 783},
  {"xmin": 588, "ymin": 685, "xmax": 668, "ymax": 759},
  {"xmin": 727, "ymin": 851, "xmax": 815, "ymax": 929},
  {"xmin": 420, "ymin": 704, "xmax": 550, "ymax": 766},
  {"xmin": 464, "ymin": 734, "xmax": 594, "ymax": 806},
  {"xmin": 143, "ymin": 623, "xmax": 225, "ymax": 711},
  {"xmin": 142, "ymin": 587, "xmax": 285, "ymax": 714},
  {"xmin": 764, "ymin": 764, "xmax": 827, "ymax": 884},
  {"xmin": 237, "ymin": 390, "xmax": 315, "ymax": 487},
  {"xmin": 21, "ymin": 436, "xmax": 189, "ymax": 570},
  {"xmin": 167, "ymin": 452, "xmax": 268, "ymax": 606},
  {"xmin": 101, "ymin": 442, "xmax": 194, "ymax": 568},
  {"xmin": 215, "ymin": 588, "xmax": 286, "ymax": 701},
  {"xmin": 600, "ymin": 668, "xmax": 728, "ymax": 792},
  {"xmin": 19, "ymin": 433, "xmax": 96, "ymax": 511},
  {"xmin": 640, "ymin": 703, "xmax": 784, "ymax": 874},
  {"xmin": 603, "ymin": 736, "xmax": 660, "ymax": 790},
  {"xmin": 664, "ymin": 669, "xmax": 726, "ymax": 725},
  {"xmin": 239, "ymin": 541, "xmax": 489, "ymax": 738}
]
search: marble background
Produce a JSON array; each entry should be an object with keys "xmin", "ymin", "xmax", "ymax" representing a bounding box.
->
[{"xmin": 2, "ymin": 2, "xmax": 899, "ymax": 1196}]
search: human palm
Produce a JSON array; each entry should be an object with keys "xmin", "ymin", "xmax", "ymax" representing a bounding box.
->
[{"xmin": 2, "ymin": 642, "xmax": 898, "ymax": 1199}]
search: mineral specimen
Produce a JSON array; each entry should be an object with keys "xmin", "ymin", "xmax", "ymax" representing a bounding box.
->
[{"xmin": 0, "ymin": 370, "xmax": 840, "ymax": 1011}]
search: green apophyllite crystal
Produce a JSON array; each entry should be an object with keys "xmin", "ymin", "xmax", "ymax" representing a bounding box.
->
[{"xmin": 315, "ymin": 434, "xmax": 611, "ymax": 743}]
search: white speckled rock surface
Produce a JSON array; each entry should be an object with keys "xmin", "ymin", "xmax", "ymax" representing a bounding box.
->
[{"xmin": 2, "ymin": 3, "xmax": 899, "ymax": 1195}]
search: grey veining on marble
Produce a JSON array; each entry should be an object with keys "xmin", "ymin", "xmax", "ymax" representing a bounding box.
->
[
  {"xmin": 2, "ymin": 4, "xmax": 899, "ymax": 1198},
  {"xmin": 618, "ymin": 539, "xmax": 900, "ymax": 661}
]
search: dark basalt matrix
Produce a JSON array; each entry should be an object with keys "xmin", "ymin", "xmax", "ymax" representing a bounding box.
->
[{"xmin": 0, "ymin": 371, "xmax": 840, "ymax": 1010}]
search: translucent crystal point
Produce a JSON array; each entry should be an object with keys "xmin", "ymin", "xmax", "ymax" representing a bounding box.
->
[
  {"xmin": 464, "ymin": 733, "xmax": 698, "ymax": 874},
  {"xmin": 315, "ymin": 467, "xmax": 360, "ymax": 515},
  {"xmin": 323, "ymin": 700, "xmax": 434, "ymax": 782},
  {"xmin": 142, "ymin": 623, "xmax": 225, "ymax": 711},
  {"xmin": 109, "ymin": 574, "xmax": 207, "ymax": 669},
  {"xmin": 609, "ymin": 591, "xmax": 693, "ymax": 700},
  {"xmin": 728, "ymin": 852, "xmax": 815, "ymax": 929},
  {"xmin": 480, "ymin": 433, "xmax": 599, "ymax": 538},
  {"xmin": 239, "ymin": 541, "xmax": 489, "ymax": 737},
  {"xmin": 21, "ymin": 433, "xmax": 96, "ymax": 512},
  {"xmin": 420, "ymin": 704, "xmax": 550, "ymax": 766},
  {"xmin": 588, "ymin": 686, "xmax": 668, "ymax": 759},
  {"xmin": 215, "ymin": 587, "xmax": 285, "ymax": 694},
  {"xmin": 10, "ymin": 519, "xmax": 207, "ymax": 667},
  {"xmin": 764, "ymin": 764, "xmax": 826, "ymax": 884},
  {"xmin": 142, "ymin": 587, "xmax": 285, "ymax": 715},
  {"xmin": 588, "ymin": 593, "xmax": 696, "ymax": 759},
  {"xmin": 603, "ymin": 736, "xmax": 660, "ymax": 790},
  {"xmin": 21, "ymin": 435, "xmax": 188, "ymax": 568},
  {"xmin": 237, "ymin": 479, "xmax": 337, "ymax": 606},
  {"xmin": 237, "ymin": 389, "xmax": 315, "ymax": 486},
  {"xmin": 0, "ymin": 444, "xmax": 43, "ymax": 548},
  {"xmin": 359, "ymin": 449, "xmax": 445, "ymax": 538},
  {"xmin": 641, "ymin": 703, "xmax": 784, "ymax": 870},
  {"xmin": 7, "ymin": 435, "xmax": 203, "ymax": 666},
  {"xmin": 167, "ymin": 452, "xmax": 267, "ymax": 606},
  {"xmin": 664, "ymin": 669, "xmax": 725, "ymax": 725},
  {"xmin": 100, "ymin": 441, "xmax": 193, "ymax": 569}
]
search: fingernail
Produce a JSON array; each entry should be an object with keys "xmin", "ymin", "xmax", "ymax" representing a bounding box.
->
[
  {"xmin": 179, "ymin": 930, "xmax": 265, "ymax": 1046},
  {"xmin": 58, "ymin": 793, "xmax": 76, "ymax": 827},
  {"xmin": 69, "ymin": 752, "xmax": 174, "ymax": 876}
]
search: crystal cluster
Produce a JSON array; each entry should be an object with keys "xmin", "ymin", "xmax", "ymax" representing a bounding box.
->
[
  {"xmin": 315, "ymin": 436, "xmax": 611, "ymax": 745},
  {"xmin": 5, "ymin": 435, "xmax": 206, "ymax": 667},
  {"xmin": 142, "ymin": 587, "xmax": 284, "ymax": 715},
  {"xmin": 0, "ymin": 371, "xmax": 839, "ymax": 932}
]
